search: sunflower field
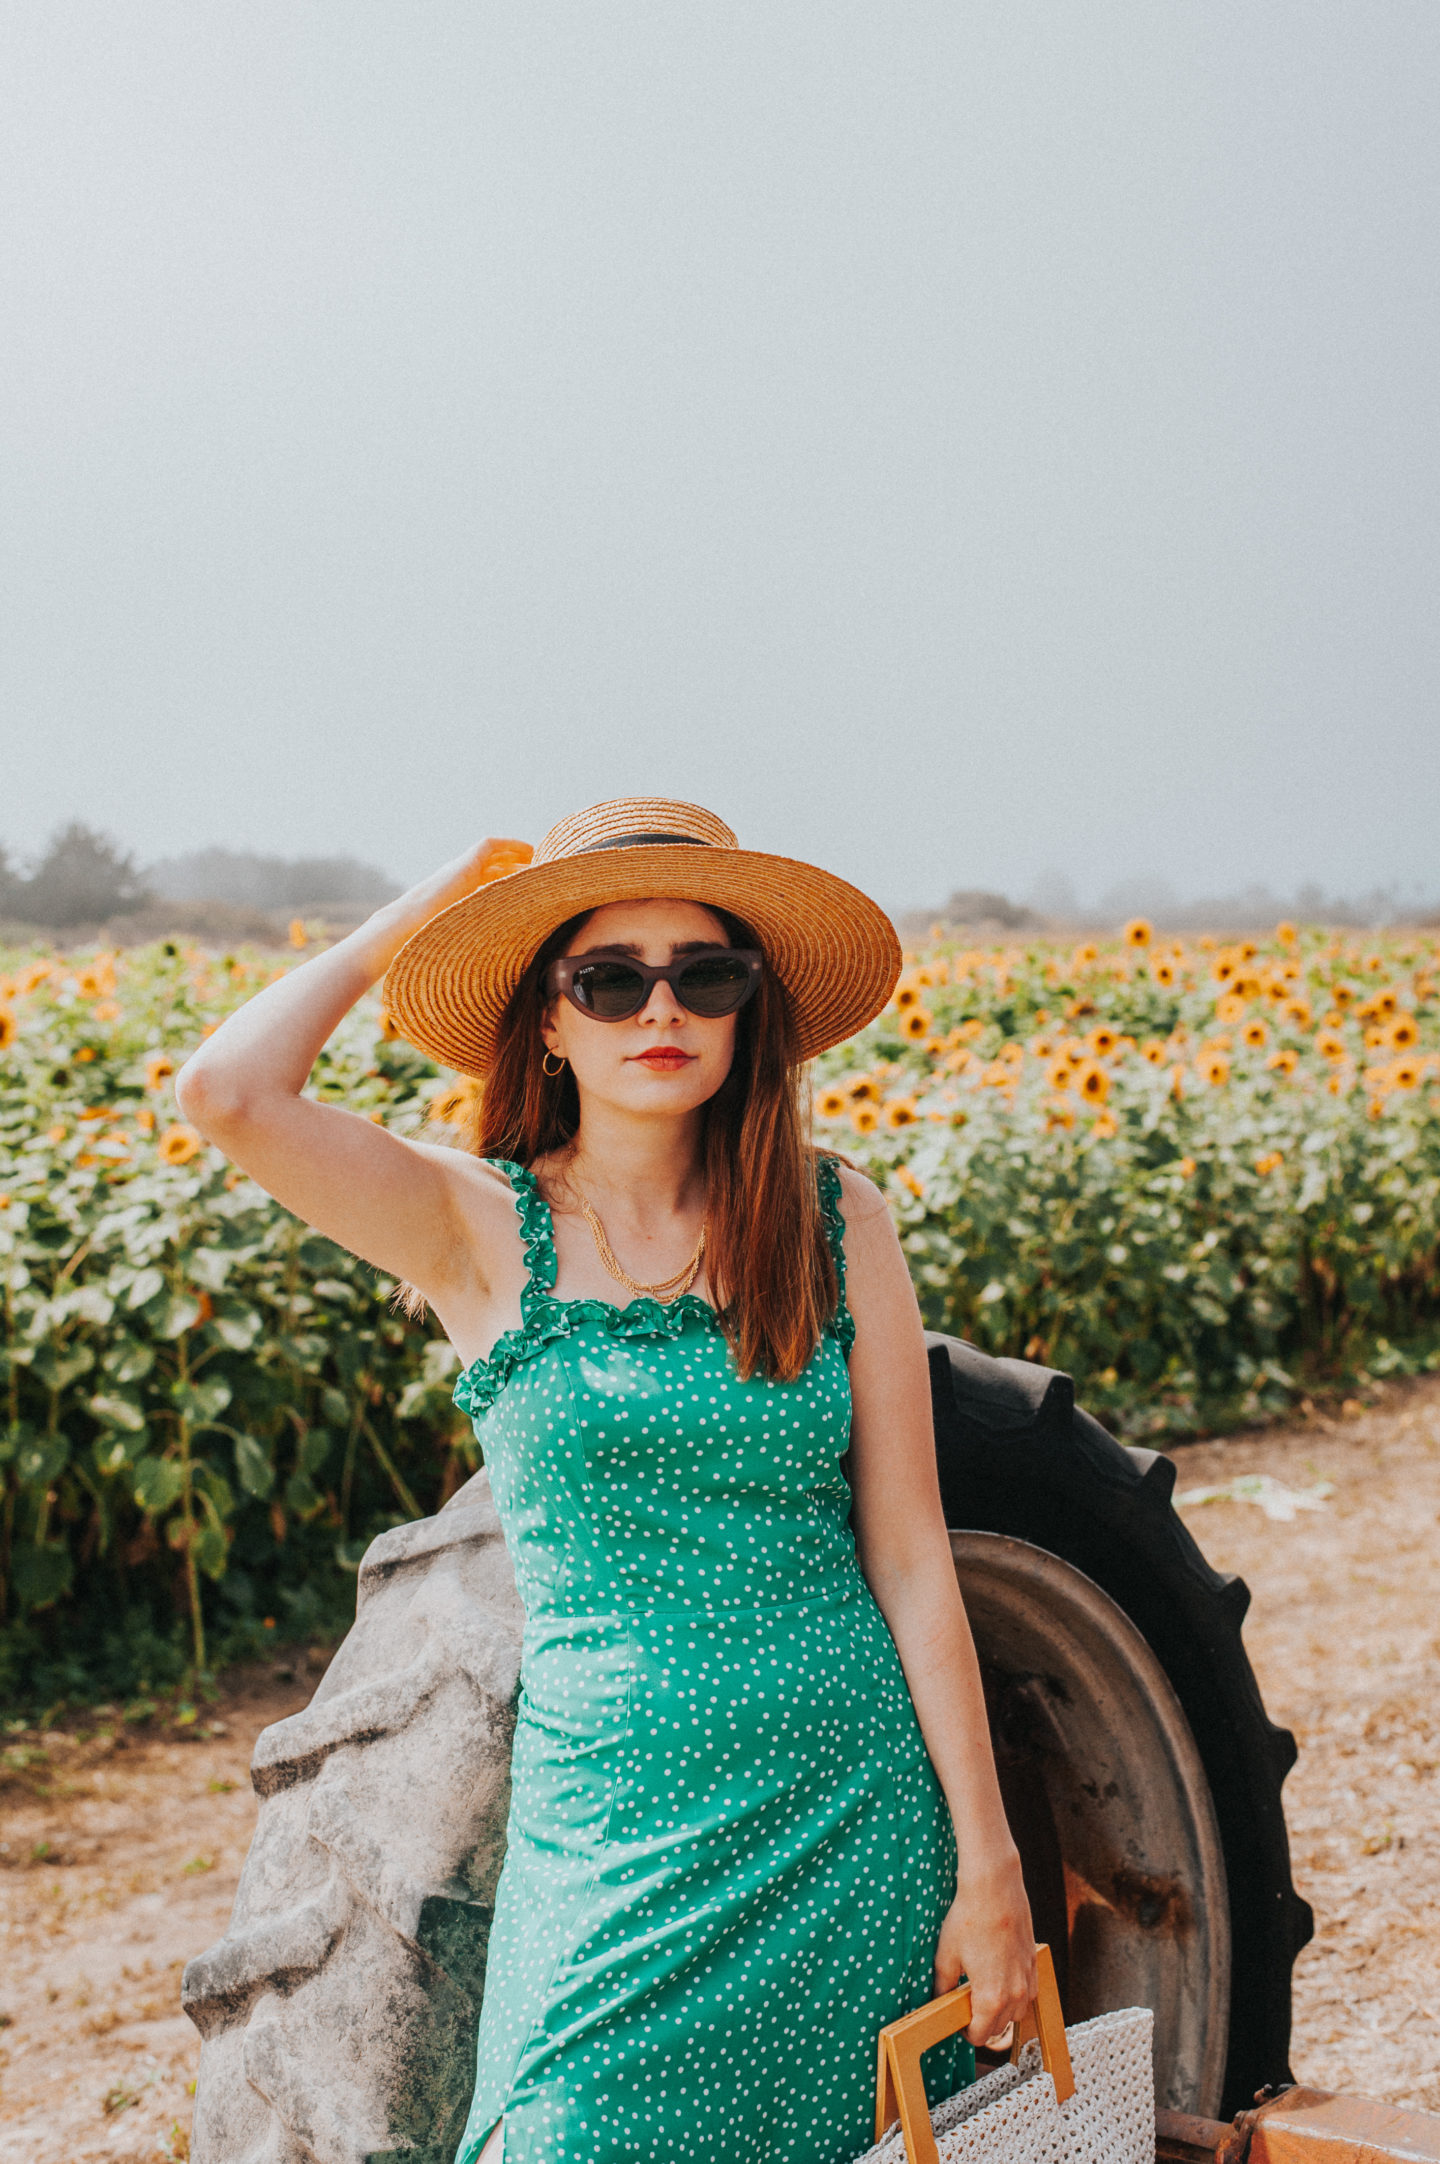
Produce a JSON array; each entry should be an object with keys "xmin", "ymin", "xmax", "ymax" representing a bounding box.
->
[
  {"xmin": 2, "ymin": 922, "xmax": 1440, "ymax": 1704},
  {"xmin": 0, "ymin": 942, "xmax": 463, "ymax": 1705},
  {"xmin": 814, "ymin": 920, "xmax": 1440, "ymax": 1440}
]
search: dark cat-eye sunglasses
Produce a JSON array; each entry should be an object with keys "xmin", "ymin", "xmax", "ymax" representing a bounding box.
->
[{"xmin": 545, "ymin": 947, "xmax": 763, "ymax": 1022}]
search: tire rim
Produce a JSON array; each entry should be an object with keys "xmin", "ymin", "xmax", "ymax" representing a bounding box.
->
[{"xmin": 950, "ymin": 1531, "xmax": 1231, "ymax": 2115}]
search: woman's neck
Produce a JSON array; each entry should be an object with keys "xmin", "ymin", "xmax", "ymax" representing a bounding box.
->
[{"xmin": 548, "ymin": 1103, "xmax": 706, "ymax": 1222}]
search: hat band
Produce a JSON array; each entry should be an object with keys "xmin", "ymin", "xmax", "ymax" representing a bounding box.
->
[{"xmin": 573, "ymin": 832, "xmax": 710, "ymax": 854}]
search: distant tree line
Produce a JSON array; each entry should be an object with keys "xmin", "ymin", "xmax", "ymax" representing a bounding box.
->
[{"xmin": 0, "ymin": 824, "xmax": 397, "ymax": 930}]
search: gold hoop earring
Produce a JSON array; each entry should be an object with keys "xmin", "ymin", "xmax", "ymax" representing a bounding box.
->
[{"xmin": 541, "ymin": 1050, "xmax": 566, "ymax": 1078}]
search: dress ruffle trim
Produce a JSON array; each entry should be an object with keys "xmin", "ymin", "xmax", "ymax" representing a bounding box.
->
[
  {"xmin": 452, "ymin": 1155, "xmax": 853, "ymax": 1420},
  {"xmin": 454, "ymin": 1287, "xmax": 725, "ymax": 1418}
]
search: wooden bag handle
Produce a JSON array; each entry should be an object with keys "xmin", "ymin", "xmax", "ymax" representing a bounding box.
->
[{"xmin": 874, "ymin": 1944, "xmax": 1075, "ymax": 2164}]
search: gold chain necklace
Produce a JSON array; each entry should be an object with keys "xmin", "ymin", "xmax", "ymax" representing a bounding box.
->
[{"xmin": 576, "ymin": 1191, "xmax": 707, "ymax": 1303}]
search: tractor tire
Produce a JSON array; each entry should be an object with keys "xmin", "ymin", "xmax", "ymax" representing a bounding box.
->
[
  {"xmin": 181, "ymin": 1470, "xmax": 523, "ymax": 2164},
  {"xmin": 927, "ymin": 1332, "xmax": 1313, "ymax": 2121}
]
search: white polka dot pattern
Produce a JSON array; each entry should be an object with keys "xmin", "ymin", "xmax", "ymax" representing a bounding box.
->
[{"xmin": 451, "ymin": 1160, "xmax": 971, "ymax": 2164}]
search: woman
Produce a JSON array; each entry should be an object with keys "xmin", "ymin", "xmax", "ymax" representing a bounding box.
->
[{"xmin": 176, "ymin": 797, "xmax": 1035, "ymax": 2164}]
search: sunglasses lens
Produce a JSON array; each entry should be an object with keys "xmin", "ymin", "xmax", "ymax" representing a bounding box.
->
[
  {"xmin": 569, "ymin": 961, "xmax": 649, "ymax": 1018},
  {"xmin": 677, "ymin": 953, "xmax": 754, "ymax": 1016}
]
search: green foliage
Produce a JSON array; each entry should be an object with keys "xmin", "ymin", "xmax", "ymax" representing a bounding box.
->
[{"xmin": 0, "ymin": 942, "xmax": 467, "ymax": 1706}]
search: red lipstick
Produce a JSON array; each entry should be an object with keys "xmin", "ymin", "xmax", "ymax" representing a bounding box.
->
[{"xmin": 633, "ymin": 1048, "xmax": 694, "ymax": 1071}]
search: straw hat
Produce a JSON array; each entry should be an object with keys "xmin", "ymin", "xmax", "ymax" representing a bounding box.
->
[{"xmin": 383, "ymin": 797, "xmax": 901, "ymax": 1076}]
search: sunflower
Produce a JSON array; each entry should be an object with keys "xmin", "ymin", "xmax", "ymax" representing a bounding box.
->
[
  {"xmin": 1198, "ymin": 1052, "xmax": 1230, "ymax": 1087},
  {"xmin": 289, "ymin": 918, "xmax": 308, "ymax": 950},
  {"xmin": 1363, "ymin": 1025, "xmax": 1388, "ymax": 1051},
  {"xmin": 18, "ymin": 960, "xmax": 52, "ymax": 994},
  {"xmin": 1028, "ymin": 1035, "xmax": 1055, "ymax": 1059},
  {"xmin": 814, "ymin": 1087, "xmax": 847, "ymax": 1120},
  {"xmin": 1087, "ymin": 1026, "xmax": 1118, "ymax": 1058},
  {"xmin": 0, "ymin": 1008, "xmax": 14, "ymax": 1050},
  {"xmin": 900, "ymin": 1008, "xmax": 933, "ymax": 1041},
  {"xmin": 1242, "ymin": 1019, "xmax": 1268, "ymax": 1049},
  {"xmin": 1254, "ymin": 1151, "xmax": 1284, "ymax": 1176},
  {"xmin": 1141, "ymin": 1039, "xmax": 1168, "ymax": 1066},
  {"xmin": 851, "ymin": 1103, "xmax": 880, "ymax": 1135},
  {"xmin": 1123, "ymin": 919, "xmax": 1152, "ymax": 949},
  {"xmin": 1266, "ymin": 1048, "xmax": 1299, "ymax": 1075},
  {"xmin": 1210, "ymin": 953, "xmax": 1238, "ymax": 985},
  {"xmin": 145, "ymin": 1053, "xmax": 176, "ymax": 1091},
  {"xmin": 158, "ymin": 1124, "xmax": 203, "ymax": 1165},
  {"xmin": 1388, "ymin": 1016, "xmax": 1419, "ymax": 1051},
  {"xmin": 1044, "ymin": 1102, "xmax": 1076, "ymax": 1131},
  {"xmin": 883, "ymin": 1099, "xmax": 919, "ymax": 1129},
  {"xmin": 1281, "ymin": 998, "xmax": 1312, "ymax": 1028},
  {"xmin": 1071, "ymin": 942, "xmax": 1099, "ymax": 968},
  {"xmin": 1076, "ymin": 1061, "xmax": 1109, "ymax": 1104},
  {"xmin": 1046, "ymin": 1060, "xmax": 1073, "ymax": 1092},
  {"xmin": 1276, "ymin": 921, "xmax": 1297, "ymax": 946},
  {"xmin": 1331, "ymin": 982, "xmax": 1355, "ymax": 1008},
  {"xmin": 1211, "ymin": 992, "xmax": 1244, "ymax": 1027},
  {"xmin": 1091, "ymin": 1111, "xmax": 1119, "ymax": 1139},
  {"xmin": 981, "ymin": 1062, "xmax": 1014, "ymax": 1088},
  {"xmin": 1151, "ymin": 959, "xmax": 1176, "ymax": 988},
  {"xmin": 894, "ymin": 982, "xmax": 924, "ymax": 1012},
  {"xmin": 136, "ymin": 1107, "xmax": 155, "ymax": 1134},
  {"xmin": 1389, "ymin": 1056, "xmax": 1422, "ymax": 1091},
  {"xmin": 1315, "ymin": 1030, "xmax": 1347, "ymax": 1061},
  {"xmin": 1238, "ymin": 941, "xmax": 1258, "ymax": 962},
  {"xmin": 1178, "ymin": 1156, "xmax": 1196, "ymax": 1178},
  {"xmin": 895, "ymin": 1167, "xmax": 925, "ymax": 1201}
]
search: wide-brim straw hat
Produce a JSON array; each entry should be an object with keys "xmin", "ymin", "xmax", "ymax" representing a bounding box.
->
[{"xmin": 383, "ymin": 797, "xmax": 902, "ymax": 1077}]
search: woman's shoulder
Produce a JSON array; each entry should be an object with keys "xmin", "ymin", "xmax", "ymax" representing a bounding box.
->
[
  {"xmin": 411, "ymin": 1143, "xmax": 531, "ymax": 1220},
  {"xmin": 816, "ymin": 1149, "xmax": 889, "ymax": 1226}
]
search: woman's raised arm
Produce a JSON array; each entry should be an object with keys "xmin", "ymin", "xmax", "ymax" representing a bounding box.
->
[{"xmin": 174, "ymin": 839, "xmax": 528, "ymax": 1308}]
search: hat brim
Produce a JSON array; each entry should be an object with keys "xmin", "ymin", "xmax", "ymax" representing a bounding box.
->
[{"xmin": 382, "ymin": 844, "xmax": 902, "ymax": 1076}]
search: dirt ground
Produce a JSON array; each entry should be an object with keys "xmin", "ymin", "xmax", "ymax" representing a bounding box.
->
[{"xmin": 0, "ymin": 1384, "xmax": 1436, "ymax": 2158}]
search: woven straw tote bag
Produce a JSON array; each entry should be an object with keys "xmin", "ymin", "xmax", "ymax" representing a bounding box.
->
[{"xmin": 853, "ymin": 1945, "xmax": 1153, "ymax": 2164}]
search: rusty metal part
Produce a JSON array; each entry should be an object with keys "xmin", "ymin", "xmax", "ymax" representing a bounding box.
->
[
  {"xmin": 1240, "ymin": 2084, "xmax": 1440, "ymax": 2162},
  {"xmin": 1157, "ymin": 2088, "xmax": 1440, "ymax": 2162},
  {"xmin": 951, "ymin": 1532, "xmax": 1231, "ymax": 2117},
  {"xmin": 1156, "ymin": 2106, "xmax": 1240, "ymax": 2160}
]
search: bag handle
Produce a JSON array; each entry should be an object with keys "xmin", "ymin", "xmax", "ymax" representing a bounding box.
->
[{"xmin": 874, "ymin": 1943, "xmax": 1075, "ymax": 2164}]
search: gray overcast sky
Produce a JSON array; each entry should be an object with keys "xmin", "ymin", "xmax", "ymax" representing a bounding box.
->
[{"xmin": 3, "ymin": 4, "xmax": 1438, "ymax": 915}]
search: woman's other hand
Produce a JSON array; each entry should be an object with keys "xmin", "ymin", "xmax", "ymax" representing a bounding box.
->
[{"xmin": 933, "ymin": 1847, "xmax": 1038, "ymax": 2047}]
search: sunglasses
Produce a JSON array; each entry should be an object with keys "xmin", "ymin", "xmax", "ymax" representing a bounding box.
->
[{"xmin": 546, "ymin": 947, "xmax": 763, "ymax": 1021}]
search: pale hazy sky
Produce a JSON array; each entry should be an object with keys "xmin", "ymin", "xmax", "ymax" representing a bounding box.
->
[{"xmin": 4, "ymin": 4, "xmax": 1438, "ymax": 915}]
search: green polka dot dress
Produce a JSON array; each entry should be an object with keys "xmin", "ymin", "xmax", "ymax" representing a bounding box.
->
[{"xmin": 452, "ymin": 1157, "xmax": 973, "ymax": 2164}]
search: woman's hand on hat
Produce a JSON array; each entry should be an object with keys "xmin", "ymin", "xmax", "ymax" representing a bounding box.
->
[{"xmin": 385, "ymin": 838, "xmax": 534, "ymax": 934}]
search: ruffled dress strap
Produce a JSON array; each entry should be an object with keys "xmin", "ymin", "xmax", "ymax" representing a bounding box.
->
[
  {"xmin": 489, "ymin": 1158, "xmax": 557, "ymax": 1323},
  {"xmin": 816, "ymin": 1154, "xmax": 855, "ymax": 1358}
]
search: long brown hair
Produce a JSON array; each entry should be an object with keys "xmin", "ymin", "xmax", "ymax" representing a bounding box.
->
[{"xmin": 462, "ymin": 907, "xmax": 838, "ymax": 1382}]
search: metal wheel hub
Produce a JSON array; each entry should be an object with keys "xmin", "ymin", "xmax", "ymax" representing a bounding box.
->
[{"xmin": 951, "ymin": 1531, "xmax": 1231, "ymax": 2116}]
